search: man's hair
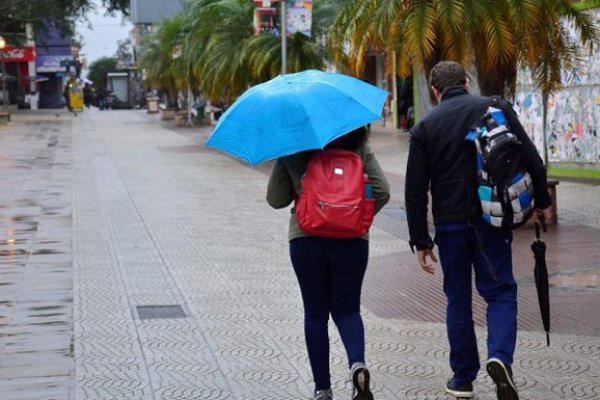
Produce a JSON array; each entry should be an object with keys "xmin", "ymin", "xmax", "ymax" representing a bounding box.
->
[{"xmin": 429, "ymin": 61, "xmax": 467, "ymax": 93}]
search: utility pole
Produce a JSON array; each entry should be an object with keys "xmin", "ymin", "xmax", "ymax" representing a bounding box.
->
[
  {"xmin": 280, "ymin": 0, "xmax": 286, "ymax": 75},
  {"xmin": 0, "ymin": 36, "xmax": 7, "ymax": 111}
]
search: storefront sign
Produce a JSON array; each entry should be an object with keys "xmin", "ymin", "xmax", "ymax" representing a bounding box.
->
[
  {"xmin": 36, "ymin": 55, "xmax": 73, "ymax": 72},
  {"xmin": 286, "ymin": 0, "xmax": 312, "ymax": 37},
  {"xmin": 0, "ymin": 46, "xmax": 36, "ymax": 62}
]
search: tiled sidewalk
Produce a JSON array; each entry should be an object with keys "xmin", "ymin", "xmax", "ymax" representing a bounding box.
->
[{"xmin": 0, "ymin": 109, "xmax": 598, "ymax": 400}]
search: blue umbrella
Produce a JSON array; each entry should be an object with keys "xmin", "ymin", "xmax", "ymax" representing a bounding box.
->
[{"xmin": 206, "ymin": 69, "xmax": 388, "ymax": 165}]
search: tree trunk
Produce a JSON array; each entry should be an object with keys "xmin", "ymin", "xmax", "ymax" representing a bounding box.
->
[{"xmin": 475, "ymin": 62, "xmax": 517, "ymax": 99}]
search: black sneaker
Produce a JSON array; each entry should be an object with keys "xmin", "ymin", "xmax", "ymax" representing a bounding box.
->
[
  {"xmin": 486, "ymin": 358, "xmax": 519, "ymax": 400},
  {"xmin": 445, "ymin": 378, "xmax": 474, "ymax": 398},
  {"xmin": 350, "ymin": 362, "xmax": 374, "ymax": 400}
]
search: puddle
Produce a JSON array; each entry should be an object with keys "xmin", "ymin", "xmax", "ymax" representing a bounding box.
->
[
  {"xmin": 14, "ymin": 223, "xmax": 38, "ymax": 233},
  {"xmin": 28, "ymin": 321, "xmax": 67, "ymax": 326},
  {"xmin": 28, "ymin": 305, "xmax": 62, "ymax": 312},
  {"xmin": 12, "ymin": 215, "xmax": 34, "ymax": 222},
  {"xmin": 550, "ymin": 270, "xmax": 600, "ymax": 290},
  {"xmin": 30, "ymin": 312, "xmax": 64, "ymax": 318},
  {"xmin": 31, "ymin": 249, "xmax": 62, "ymax": 255},
  {"xmin": 0, "ymin": 249, "xmax": 28, "ymax": 257},
  {"xmin": 0, "ymin": 238, "xmax": 28, "ymax": 245}
]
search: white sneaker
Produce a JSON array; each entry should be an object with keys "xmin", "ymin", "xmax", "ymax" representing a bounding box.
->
[{"xmin": 314, "ymin": 388, "xmax": 333, "ymax": 400}]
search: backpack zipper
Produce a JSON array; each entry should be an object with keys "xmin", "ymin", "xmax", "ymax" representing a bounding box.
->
[{"xmin": 317, "ymin": 200, "xmax": 360, "ymax": 210}]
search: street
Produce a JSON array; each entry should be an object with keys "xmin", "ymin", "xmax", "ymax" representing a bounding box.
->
[{"xmin": 0, "ymin": 108, "xmax": 598, "ymax": 400}]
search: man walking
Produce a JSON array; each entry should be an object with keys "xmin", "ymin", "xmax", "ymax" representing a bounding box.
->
[{"xmin": 404, "ymin": 61, "xmax": 552, "ymax": 400}]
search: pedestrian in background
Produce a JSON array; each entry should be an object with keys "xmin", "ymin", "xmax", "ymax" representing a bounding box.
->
[
  {"xmin": 267, "ymin": 126, "xmax": 390, "ymax": 400},
  {"xmin": 96, "ymin": 87, "xmax": 107, "ymax": 110},
  {"xmin": 404, "ymin": 61, "xmax": 552, "ymax": 400},
  {"xmin": 63, "ymin": 84, "xmax": 71, "ymax": 111},
  {"xmin": 83, "ymin": 83, "xmax": 93, "ymax": 109}
]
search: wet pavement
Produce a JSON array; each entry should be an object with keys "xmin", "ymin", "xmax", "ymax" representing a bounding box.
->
[{"xmin": 0, "ymin": 108, "xmax": 598, "ymax": 400}]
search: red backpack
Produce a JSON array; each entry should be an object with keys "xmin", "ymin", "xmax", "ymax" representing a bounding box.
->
[{"xmin": 295, "ymin": 149, "xmax": 375, "ymax": 238}]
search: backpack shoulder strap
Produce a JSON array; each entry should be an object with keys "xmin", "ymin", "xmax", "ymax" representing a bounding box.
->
[{"xmin": 489, "ymin": 95, "xmax": 501, "ymax": 105}]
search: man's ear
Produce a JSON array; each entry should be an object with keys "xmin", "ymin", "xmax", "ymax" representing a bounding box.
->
[{"xmin": 431, "ymin": 86, "xmax": 442, "ymax": 103}]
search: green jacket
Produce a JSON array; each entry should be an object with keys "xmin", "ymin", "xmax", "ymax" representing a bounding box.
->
[{"xmin": 266, "ymin": 144, "xmax": 391, "ymax": 241}]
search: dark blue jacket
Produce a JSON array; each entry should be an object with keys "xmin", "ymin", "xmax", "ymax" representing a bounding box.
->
[{"xmin": 405, "ymin": 86, "xmax": 551, "ymax": 251}]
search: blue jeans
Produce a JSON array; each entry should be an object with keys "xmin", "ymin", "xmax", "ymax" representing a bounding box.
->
[
  {"xmin": 290, "ymin": 237, "xmax": 369, "ymax": 391},
  {"xmin": 435, "ymin": 222, "xmax": 517, "ymax": 386}
]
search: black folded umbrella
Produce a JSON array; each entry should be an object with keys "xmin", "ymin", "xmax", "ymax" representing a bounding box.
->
[{"xmin": 531, "ymin": 219, "xmax": 550, "ymax": 346}]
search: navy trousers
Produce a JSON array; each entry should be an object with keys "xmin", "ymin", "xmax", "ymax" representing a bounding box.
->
[
  {"xmin": 290, "ymin": 237, "xmax": 369, "ymax": 391},
  {"xmin": 435, "ymin": 222, "xmax": 517, "ymax": 386}
]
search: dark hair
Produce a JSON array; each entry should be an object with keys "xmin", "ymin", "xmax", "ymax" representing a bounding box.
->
[
  {"xmin": 325, "ymin": 126, "xmax": 369, "ymax": 151},
  {"xmin": 429, "ymin": 61, "xmax": 467, "ymax": 93}
]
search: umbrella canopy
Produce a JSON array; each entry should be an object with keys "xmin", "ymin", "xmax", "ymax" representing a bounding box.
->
[
  {"xmin": 531, "ymin": 219, "xmax": 550, "ymax": 346},
  {"xmin": 205, "ymin": 69, "xmax": 388, "ymax": 166}
]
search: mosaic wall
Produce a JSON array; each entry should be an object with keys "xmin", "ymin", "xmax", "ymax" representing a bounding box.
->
[{"xmin": 515, "ymin": 8, "xmax": 600, "ymax": 164}]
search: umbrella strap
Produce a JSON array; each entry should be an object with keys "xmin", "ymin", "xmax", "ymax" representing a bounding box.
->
[
  {"xmin": 534, "ymin": 218, "xmax": 548, "ymax": 240},
  {"xmin": 471, "ymin": 224, "xmax": 498, "ymax": 281}
]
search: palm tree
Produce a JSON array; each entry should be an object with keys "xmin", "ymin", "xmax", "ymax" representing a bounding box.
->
[
  {"xmin": 184, "ymin": 0, "xmax": 337, "ymax": 102},
  {"xmin": 329, "ymin": 0, "xmax": 600, "ymax": 98},
  {"xmin": 138, "ymin": 16, "xmax": 188, "ymax": 107},
  {"xmin": 328, "ymin": 0, "xmax": 390, "ymax": 77},
  {"xmin": 245, "ymin": 0, "xmax": 340, "ymax": 79},
  {"xmin": 183, "ymin": 0, "xmax": 256, "ymax": 102},
  {"xmin": 246, "ymin": 31, "xmax": 326, "ymax": 76}
]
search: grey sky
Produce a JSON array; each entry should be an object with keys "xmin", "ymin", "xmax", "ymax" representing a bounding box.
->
[{"xmin": 76, "ymin": 0, "xmax": 132, "ymax": 74}]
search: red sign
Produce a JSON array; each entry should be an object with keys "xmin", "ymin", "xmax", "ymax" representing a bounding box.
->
[
  {"xmin": 253, "ymin": 0, "xmax": 279, "ymax": 6},
  {"xmin": 0, "ymin": 45, "xmax": 36, "ymax": 62}
]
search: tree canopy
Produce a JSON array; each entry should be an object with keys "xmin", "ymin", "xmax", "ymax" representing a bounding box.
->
[
  {"xmin": 138, "ymin": 0, "xmax": 338, "ymax": 102},
  {"xmin": 0, "ymin": 0, "xmax": 131, "ymax": 41},
  {"xmin": 329, "ymin": 0, "xmax": 600, "ymax": 97},
  {"xmin": 87, "ymin": 56, "xmax": 118, "ymax": 90}
]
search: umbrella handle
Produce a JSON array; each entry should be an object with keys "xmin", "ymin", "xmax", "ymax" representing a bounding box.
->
[
  {"xmin": 541, "ymin": 217, "xmax": 547, "ymax": 233},
  {"xmin": 534, "ymin": 212, "xmax": 547, "ymax": 240}
]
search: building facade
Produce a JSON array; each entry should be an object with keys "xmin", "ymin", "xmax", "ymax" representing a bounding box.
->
[
  {"xmin": 35, "ymin": 24, "xmax": 75, "ymax": 108},
  {"xmin": 0, "ymin": 24, "xmax": 37, "ymax": 108},
  {"xmin": 0, "ymin": 44, "xmax": 36, "ymax": 107}
]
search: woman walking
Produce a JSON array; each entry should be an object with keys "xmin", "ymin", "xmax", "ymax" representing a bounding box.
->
[{"xmin": 267, "ymin": 126, "xmax": 390, "ymax": 400}]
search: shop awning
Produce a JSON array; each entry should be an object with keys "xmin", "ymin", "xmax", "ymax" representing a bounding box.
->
[{"xmin": 21, "ymin": 75, "xmax": 49, "ymax": 82}]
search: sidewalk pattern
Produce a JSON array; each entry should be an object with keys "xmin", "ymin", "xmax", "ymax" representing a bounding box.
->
[{"xmin": 1, "ymin": 110, "xmax": 599, "ymax": 400}]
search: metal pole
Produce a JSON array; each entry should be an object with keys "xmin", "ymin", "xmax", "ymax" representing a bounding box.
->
[
  {"xmin": 187, "ymin": 73, "xmax": 193, "ymax": 126},
  {"xmin": 542, "ymin": 90, "xmax": 549, "ymax": 168},
  {"xmin": 281, "ymin": 0, "xmax": 287, "ymax": 75},
  {"xmin": 391, "ymin": 51, "xmax": 398, "ymax": 129},
  {"xmin": 1, "ymin": 59, "xmax": 6, "ymax": 111},
  {"xmin": 0, "ymin": 35, "xmax": 5, "ymax": 111}
]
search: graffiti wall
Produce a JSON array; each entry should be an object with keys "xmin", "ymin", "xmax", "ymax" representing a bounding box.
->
[{"xmin": 515, "ymin": 8, "xmax": 600, "ymax": 164}]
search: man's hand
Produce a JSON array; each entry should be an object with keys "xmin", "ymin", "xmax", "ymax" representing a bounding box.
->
[
  {"xmin": 532, "ymin": 207, "xmax": 552, "ymax": 225},
  {"xmin": 417, "ymin": 248, "xmax": 438, "ymax": 275}
]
